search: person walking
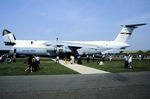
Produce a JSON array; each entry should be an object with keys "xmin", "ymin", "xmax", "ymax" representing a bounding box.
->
[
  {"xmin": 92, "ymin": 54, "xmax": 95, "ymax": 62},
  {"xmin": 0, "ymin": 55, "xmax": 2, "ymax": 63},
  {"xmin": 35, "ymin": 55, "xmax": 40, "ymax": 70},
  {"xmin": 25, "ymin": 56, "xmax": 33, "ymax": 72},
  {"xmin": 124, "ymin": 54, "xmax": 128, "ymax": 68},
  {"xmin": 77, "ymin": 55, "xmax": 82, "ymax": 64},
  {"xmin": 70, "ymin": 55, "xmax": 73, "ymax": 64},
  {"xmin": 32, "ymin": 55, "xmax": 37, "ymax": 72},
  {"xmin": 56, "ymin": 55, "xmax": 59, "ymax": 64},
  {"xmin": 64, "ymin": 56, "xmax": 68, "ymax": 64},
  {"xmin": 86, "ymin": 55, "xmax": 89, "ymax": 63},
  {"xmin": 139, "ymin": 55, "xmax": 142, "ymax": 61},
  {"xmin": 109, "ymin": 55, "xmax": 112, "ymax": 62},
  {"xmin": 128, "ymin": 55, "xmax": 133, "ymax": 69}
]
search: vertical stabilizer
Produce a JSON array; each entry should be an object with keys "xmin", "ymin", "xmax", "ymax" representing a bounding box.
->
[
  {"xmin": 114, "ymin": 23, "xmax": 146, "ymax": 43},
  {"xmin": 2, "ymin": 29, "xmax": 16, "ymax": 46}
]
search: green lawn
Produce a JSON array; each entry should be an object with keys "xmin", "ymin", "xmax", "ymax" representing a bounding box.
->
[
  {"xmin": 0, "ymin": 58, "xmax": 78, "ymax": 75},
  {"xmin": 0, "ymin": 58, "xmax": 149, "ymax": 75},
  {"xmin": 82, "ymin": 59, "xmax": 150, "ymax": 73}
]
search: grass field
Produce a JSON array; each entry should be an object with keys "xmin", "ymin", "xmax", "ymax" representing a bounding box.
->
[
  {"xmin": 82, "ymin": 59, "xmax": 150, "ymax": 73},
  {"xmin": 0, "ymin": 58, "xmax": 149, "ymax": 75},
  {"xmin": 0, "ymin": 58, "xmax": 78, "ymax": 75}
]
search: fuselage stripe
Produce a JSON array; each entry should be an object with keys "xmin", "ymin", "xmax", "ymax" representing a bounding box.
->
[{"xmin": 120, "ymin": 32, "xmax": 132, "ymax": 35}]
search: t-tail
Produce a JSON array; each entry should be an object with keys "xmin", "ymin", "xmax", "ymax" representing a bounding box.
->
[
  {"xmin": 2, "ymin": 29, "xmax": 16, "ymax": 46},
  {"xmin": 114, "ymin": 23, "xmax": 146, "ymax": 43}
]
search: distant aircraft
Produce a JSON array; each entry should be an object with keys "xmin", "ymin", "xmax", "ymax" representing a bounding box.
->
[{"xmin": 2, "ymin": 23, "xmax": 146, "ymax": 57}]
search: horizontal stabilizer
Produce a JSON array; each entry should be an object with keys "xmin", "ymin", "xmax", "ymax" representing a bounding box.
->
[{"xmin": 121, "ymin": 23, "xmax": 147, "ymax": 28}]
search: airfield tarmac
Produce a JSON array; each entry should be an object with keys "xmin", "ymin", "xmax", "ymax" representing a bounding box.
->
[{"xmin": 0, "ymin": 72, "xmax": 150, "ymax": 99}]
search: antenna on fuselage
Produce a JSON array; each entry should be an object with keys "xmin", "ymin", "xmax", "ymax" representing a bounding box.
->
[{"xmin": 56, "ymin": 37, "xmax": 58, "ymax": 42}]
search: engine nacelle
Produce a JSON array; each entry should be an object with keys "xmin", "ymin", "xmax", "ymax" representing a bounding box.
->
[{"xmin": 56, "ymin": 46, "xmax": 72, "ymax": 54}]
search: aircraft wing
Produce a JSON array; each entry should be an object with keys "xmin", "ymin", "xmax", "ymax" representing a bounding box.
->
[
  {"xmin": 45, "ymin": 41, "xmax": 100, "ymax": 51},
  {"xmin": 61, "ymin": 41, "xmax": 100, "ymax": 49}
]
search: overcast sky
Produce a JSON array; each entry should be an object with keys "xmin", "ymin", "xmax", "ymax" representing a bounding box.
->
[{"xmin": 0, "ymin": 0, "xmax": 150, "ymax": 50}]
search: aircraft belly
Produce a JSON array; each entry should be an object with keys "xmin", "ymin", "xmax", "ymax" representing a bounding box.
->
[{"xmin": 16, "ymin": 48, "xmax": 48, "ymax": 56}]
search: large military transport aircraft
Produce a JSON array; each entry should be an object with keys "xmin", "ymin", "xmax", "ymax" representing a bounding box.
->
[{"xmin": 2, "ymin": 23, "xmax": 146, "ymax": 57}]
